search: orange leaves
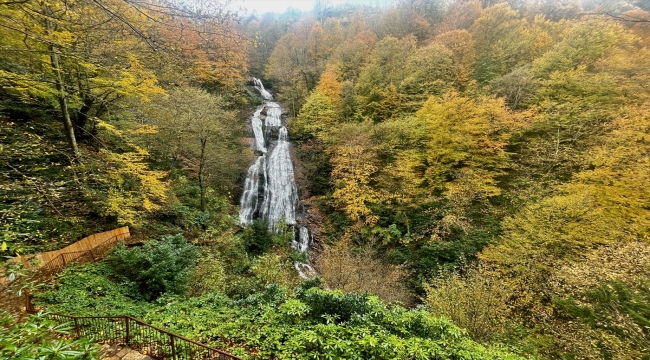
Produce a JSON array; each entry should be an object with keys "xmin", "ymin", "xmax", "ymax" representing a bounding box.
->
[
  {"xmin": 315, "ymin": 65, "xmax": 343, "ymax": 106},
  {"xmin": 154, "ymin": 14, "xmax": 247, "ymax": 89}
]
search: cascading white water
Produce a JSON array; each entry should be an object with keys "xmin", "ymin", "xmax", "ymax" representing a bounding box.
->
[
  {"xmin": 253, "ymin": 77, "xmax": 273, "ymax": 101},
  {"xmin": 240, "ymin": 78, "xmax": 315, "ymax": 278},
  {"xmin": 293, "ymin": 226, "xmax": 310, "ymax": 253},
  {"xmin": 260, "ymin": 127, "xmax": 298, "ymax": 232},
  {"xmin": 239, "ymin": 155, "xmax": 265, "ymax": 225},
  {"xmin": 265, "ymin": 104, "xmax": 282, "ymax": 128},
  {"xmin": 251, "ymin": 106, "xmax": 266, "ymax": 153}
]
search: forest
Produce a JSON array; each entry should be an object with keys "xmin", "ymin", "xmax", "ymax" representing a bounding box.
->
[{"xmin": 1, "ymin": 0, "xmax": 649, "ymax": 359}]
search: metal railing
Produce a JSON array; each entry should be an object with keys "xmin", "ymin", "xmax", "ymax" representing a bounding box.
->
[{"xmin": 48, "ymin": 314, "xmax": 242, "ymax": 360}]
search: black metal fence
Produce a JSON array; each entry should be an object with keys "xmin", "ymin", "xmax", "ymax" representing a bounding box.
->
[{"xmin": 48, "ymin": 314, "xmax": 242, "ymax": 360}]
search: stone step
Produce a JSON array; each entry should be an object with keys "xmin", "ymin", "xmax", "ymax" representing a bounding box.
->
[{"xmin": 99, "ymin": 344, "xmax": 152, "ymax": 360}]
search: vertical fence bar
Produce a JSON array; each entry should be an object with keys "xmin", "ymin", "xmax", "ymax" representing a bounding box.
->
[
  {"xmin": 46, "ymin": 314, "xmax": 241, "ymax": 360},
  {"xmin": 170, "ymin": 334, "xmax": 176, "ymax": 360},
  {"xmin": 73, "ymin": 317, "xmax": 80, "ymax": 337},
  {"xmin": 125, "ymin": 317, "xmax": 130, "ymax": 346}
]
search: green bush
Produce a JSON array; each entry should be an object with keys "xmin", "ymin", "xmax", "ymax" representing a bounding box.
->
[
  {"xmin": 107, "ymin": 234, "xmax": 199, "ymax": 301},
  {"xmin": 0, "ymin": 311, "xmax": 98, "ymax": 359},
  {"xmin": 241, "ymin": 220, "xmax": 287, "ymax": 255},
  {"xmin": 35, "ymin": 262, "xmax": 154, "ymax": 317}
]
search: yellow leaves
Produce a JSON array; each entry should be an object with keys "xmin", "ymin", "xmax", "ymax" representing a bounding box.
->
[
  {"xmin": 532, "ymin": 19, "xmax": 634, "ymax": 78},
  {"xmin": 481, "ymin": 102, "xmax": 650, "ymax": 296},
  {"xmin": 331, "ymin": 143, "xmax": 380, "ymax": 225},
  {"xmin": 95, "ymin": 120, "xmax": 169, "ymax": 226},
  {"xmin": 89, "ymin": 54, "xmax": 164, "ymax": 104},
  {"xmin": 292, "ymin": 91, "xmax": 338, "ymax": 140},
  {"xmin": 424, "ymin": 266, "xmax": 510, "ymax": 342},
  {"xmin": 328, "ymin": 124, "xmax": 383, "ymax": 225},
  {"xmin": 433, "ymin": 29, "xmax": 476, "ymax": 89},
  {"xmin": 403, "ymin": 93, "xmax": 520, "ymax": 205}
]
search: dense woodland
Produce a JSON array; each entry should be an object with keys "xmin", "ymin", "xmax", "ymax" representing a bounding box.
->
[{"xmin": 1, "ymin": 0, "xmax": 650, "ymax": 359}]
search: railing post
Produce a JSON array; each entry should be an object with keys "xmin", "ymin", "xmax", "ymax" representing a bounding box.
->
[
  {"xmin": 89, "ymin": 249, "xmax": 95, "ymax": 261},
  {"xmin": 25, "ymin": 290, "xmax": 36, "ymax": 314},
  {"xmin": 125, "ymin": 317, "xmax": 130, "ymax": 345},
  {"xmin": 73, "ymin": 317, "xmax": 80, "ymax": 338},
  {"xmin": 61, "ymin": 254, "xmax": 66, "ymax": 266},
  {"xmin": 170, "ymin": 334, "xmax": 176, "ymax": 360}
]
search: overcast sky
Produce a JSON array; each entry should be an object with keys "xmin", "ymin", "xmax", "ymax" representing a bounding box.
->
[{"xmin": 233, "ymin": 0, "xmax": 392, "ymax": 14}]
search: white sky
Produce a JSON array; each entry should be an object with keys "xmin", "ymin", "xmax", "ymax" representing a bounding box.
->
[{"xmin": 234, "ymin": 0, "xmax": 391, "ymax": 15}]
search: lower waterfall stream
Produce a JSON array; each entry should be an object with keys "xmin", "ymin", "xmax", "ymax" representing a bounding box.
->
[{"xmin": 240, "ymin": 78, "xmax": 315, "ymax": 278}]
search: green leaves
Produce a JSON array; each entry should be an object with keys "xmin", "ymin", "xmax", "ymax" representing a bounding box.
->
[
  {"xmin": 0, "ymin": 311, "xmax": 99, "ymax": 360},
  {"xmin": 107, "ymin": 234, "xmax": 199, "ymax": 301}
]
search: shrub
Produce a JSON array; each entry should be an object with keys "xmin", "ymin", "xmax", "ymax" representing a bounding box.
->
[
  {"xmin": 241, "ymin": 220, "xmax": 288, "ymax": 255},
  {"xmin": 314, "ymin": 242, "xmax": 413, "ymax": 304},
  {"xmin": 423, "ymin": 266, "xmax": 511, "ymax": 342},
  {"xmin": 107, "ymin": 234, "xmax": 199, "ymax": 301},
  {"xmin": 0, "ymin": 311, "xmax": 98, "ymax": 359}
]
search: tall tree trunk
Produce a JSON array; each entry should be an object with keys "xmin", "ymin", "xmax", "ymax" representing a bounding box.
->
[
  {"xmin": 75, "ymin": 96, "xmax": 94, "ymax": 139},
  {"xmin": 44, "ymin": 11, "xmax": 79, "ymax": 158},
  {"xmin": 198, "ymin": 137, "xmax": 207, "ymax": 213}
]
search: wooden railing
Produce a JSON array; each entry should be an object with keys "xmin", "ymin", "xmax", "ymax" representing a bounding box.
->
[
  {"xmin": 48, "ymin": 313, "xmax": 242, "ymax": 360},
  {"xmin": 2, "ymin": 230, "xmax": 127, "ymax": 315},
  {"xmin": 37, "ymin": 233, "xmax": 123, "ymax": 279}
]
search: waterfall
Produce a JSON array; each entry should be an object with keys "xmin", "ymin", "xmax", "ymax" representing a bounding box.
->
[
  {"xmin": 240, "ymin": 78, "xmax": 314, "ymax": 278},
  {"xmin": 238, "ymin": 155, "xmax": 265, "ymax": 225},
  {"xmin": 265, "ymin": 104, "xmax": 282, "ymax": 128},
  {"xmin": 251, "ymin": 106, "xmax": 266, "ymax": 153},
  {"xmin": 253, "ymin": 77, "xmax": 273, "ymax": 101},
  {"xmin": 260, "ymin": 127, "xmax": 298, "ymax": 232}
]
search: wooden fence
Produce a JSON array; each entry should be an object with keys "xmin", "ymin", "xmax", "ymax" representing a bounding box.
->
[
  {"xmin": 2, "ymin": 227, "xmax": 129, "ymax": 315},
  {"xmin": 9, "ymin": 227, "xmax": 130, "ymax": 268}
]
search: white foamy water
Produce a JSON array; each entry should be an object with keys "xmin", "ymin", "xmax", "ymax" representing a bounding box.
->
[
  {"xmin": 260, "ymin": 127, "xmax": 298, "ymax": 232},
  {"xmin": 253, "ymin": 77, "xmax": 273, "ymax": 100},
  {"xmin": 251, "ymin": 106, "xmax": 266, "ymax": 153},
  {"xmin": 240, "ymin": 78, "xmax": 315, "ymax": 278},
  {"xmin": 239, "ymin": 155, "xmax": 265, "ymax": 225}
]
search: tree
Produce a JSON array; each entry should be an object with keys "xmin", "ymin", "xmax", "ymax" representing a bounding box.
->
[
  {"xmin": 471, "ymin": 3, "xmax": 554, "ymax": 83},
  {"xmin": 355, "ymin": 35, "xmax": 416, "ymax": 120},
  {"xmin": 328, "ymin": 123, "xmax": 382, "ymax": 226},
  {"xmin": 433, "ymin": 30, "xmax": 476, "ymax": 90},
  {"xmin": 399, "ymin": 43, "xmax": 456, "ymax": 108},
  {"xmin": 315, "ymin": 64, "xmax": 343, "ymax": 106},
  {"xmin": 424, "ymin": 266, "xmax": 511, "ymax": 342},
  {"xmin": 147, "ymin": 87, "xmax": 239, "ymax": 212},
  {"xmin": 0, "ymin": 0, "xmax": 246, "ymax": 157},
  {"xmin": 377, "ymin": 8, "xmax": 431, "ymax": 43},
  {"xmin": 399, "ymin": 93, "xmax": 522, "ymax": 207},
  {"xmin": 291, "ymin": 91, "xmax": 337, "ymax": 140},
  {"xmin": 314, "ymin": 242, "xmax": 412, "ymax": 304}
]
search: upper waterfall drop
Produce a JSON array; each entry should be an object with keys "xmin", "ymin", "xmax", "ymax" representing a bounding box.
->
[
  {"xmin": 253, "ymin": 77, "xmax": 273, "ymax": 101},
  {"xmin": 251, "ymin": 106, "xmax": 266, "ymax": 153}
]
